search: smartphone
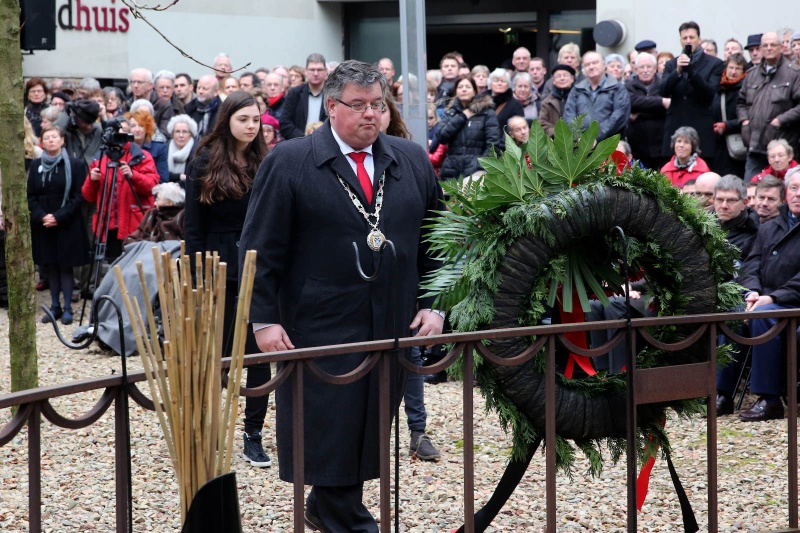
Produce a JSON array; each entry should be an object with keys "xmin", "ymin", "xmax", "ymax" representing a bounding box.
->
[{"xmin": 683, "ymin": 44, "xmax": 692, "ymax": 57}]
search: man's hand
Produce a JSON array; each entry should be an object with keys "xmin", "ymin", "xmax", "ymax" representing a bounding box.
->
[
  {"xmin": 410, "ymin": 310, "xmax": 444, "ymax": 344},
  {"xmin": 255, "ymin": 324, "xmax": 295, "ymax": 352},
  {"xmin": 770, "ymin": 117, "xmax": 781, "ymax": 128},
  {"xmin": 89, "ymin": 167, "xmax": 101, "ymax": 181},
  {"xmin": 676, "ymin": 54, "xmax": 691, "ymax": 73},
  {"xmin": 745, "ymin": 292, "xmax": 773, "ymax": 312},
  {"xmin": 713, "ymin": 122, "xmax": 726, "ymax": 135}
]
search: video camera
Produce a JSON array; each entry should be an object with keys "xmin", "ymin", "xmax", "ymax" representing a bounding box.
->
[{"xmin": 102, "ymin": 118, "xmax": 134, "ymax": 163}]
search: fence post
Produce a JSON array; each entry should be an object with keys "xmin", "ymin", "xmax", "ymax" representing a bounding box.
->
[{"xmin": 28, "ymin": 403, "xmax": 41, "ymax": 533}]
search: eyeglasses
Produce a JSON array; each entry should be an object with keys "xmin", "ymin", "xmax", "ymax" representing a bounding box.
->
[
  {"xmin": 713, "ymin": 197, "xmax": 743, "ymax": 204},
  {"xmin": 335, "ymin": 99, "xmax": 386, "ymax": 113}
]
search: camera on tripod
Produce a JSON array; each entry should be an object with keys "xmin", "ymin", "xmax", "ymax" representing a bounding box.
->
[{"xmin": 102, "ymin": 118, "xmax": 134, "ymax": 163}]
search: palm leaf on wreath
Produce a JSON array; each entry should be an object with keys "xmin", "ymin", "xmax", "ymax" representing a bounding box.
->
[{"xmin": 424, "ymin": 119, "xmax": 625, "ymax": 314}]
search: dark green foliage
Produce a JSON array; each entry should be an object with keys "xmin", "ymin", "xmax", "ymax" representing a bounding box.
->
[{"xmin": 423, "ymin": 120, "xmax": 743, "ymax": 476}]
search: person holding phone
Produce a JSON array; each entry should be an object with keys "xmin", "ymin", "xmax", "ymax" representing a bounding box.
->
[{"xmin": 661, "ymin": 21, "xmax": 725, "ymax": 162}]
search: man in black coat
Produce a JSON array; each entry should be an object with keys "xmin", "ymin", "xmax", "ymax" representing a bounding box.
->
[
  {"xmin": 626, "ymin": 52, "xmax": 669, "ymax": 169},
  {"xmin": 239, "ymin": 60, "xmax": 444, "ymax": 532},
  {"xmin": 127, "ymin": 67, "xmax": 174, "ymax": 138},
  {"xmin": 731, "ymin": 171, "xmax": 800, "ymax": 421},
  {"xmin": 661, "ymin": 21, "xmax": 725, "ymax": 160},
  {"xmin": 712, "ymin": 175, "xmax": 760, "ymax": 415},
  {"xmin": 185, "ymin": 75, "xmax": 221, "ymax": 139},
  {"xmin": 279, "ymin": 53, "xmax": 329, "ymax": 139}
]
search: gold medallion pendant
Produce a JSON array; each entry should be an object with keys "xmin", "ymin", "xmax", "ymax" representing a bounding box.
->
[{"xmin": 367, "ymin": 229, "xmax": 386, "ymax": 251}]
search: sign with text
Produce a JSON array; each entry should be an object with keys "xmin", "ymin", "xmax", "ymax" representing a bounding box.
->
[{"xmin": 57, "ymin": 0, "xmax": 130, "ymax": 33}]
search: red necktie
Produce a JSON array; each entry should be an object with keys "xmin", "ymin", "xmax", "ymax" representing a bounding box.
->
[{"xmin": 348, "ymin": 151, "xmax": 373, "ymax": 203}]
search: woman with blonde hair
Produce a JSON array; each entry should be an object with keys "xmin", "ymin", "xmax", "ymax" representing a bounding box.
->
[{"xmin": 24, "ymin": 116, "xmax": 43, "ymax": 168}]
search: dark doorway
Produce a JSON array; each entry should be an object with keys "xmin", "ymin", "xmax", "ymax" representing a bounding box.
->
[{"xmin": 427, "ymin": 25, "xmax": 538, "ymax": 70}]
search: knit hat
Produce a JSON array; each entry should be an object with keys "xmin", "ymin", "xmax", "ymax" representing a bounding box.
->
[
  {"xmin": 73, "ymin": 99, "xmax": 100, "ymax": 124},
  {"xmin": 551, "ymin": 64, "xmax": 576, "ymax": 77},
  {"xmin": 51, "ymin": 91, "xmax": 71, "ymax": 103},
  {"xmin": 261, "ymin": 112, "xmax": 279, "ymax": 130}
]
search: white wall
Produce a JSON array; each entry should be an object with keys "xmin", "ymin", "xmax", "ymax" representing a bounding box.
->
[
  {"xmin": 22, "ymin": 0, "xmax": 343, "ymax": 80},
  {"xmin": 596, "ymin": 0, "xmax": 793, "ymax": 57}
]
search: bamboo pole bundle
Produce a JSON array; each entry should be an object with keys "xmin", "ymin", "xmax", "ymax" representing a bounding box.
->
[{"xmin": 114, "ymin": 247, "xmax": 258, "ymax": 522}]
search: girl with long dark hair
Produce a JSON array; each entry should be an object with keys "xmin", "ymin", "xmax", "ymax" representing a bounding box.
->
[{"xmin": 183, "ymin": 91, "xmax": 273, "ymax": 468}]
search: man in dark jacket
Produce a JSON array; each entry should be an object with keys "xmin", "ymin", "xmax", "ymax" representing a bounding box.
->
[
  {"xmin": 239, "ymin": 60, "xmax": 443, "ymax": 532},
  {"xmin": 563, "ymin": 51, "xmax": 630, "ymax": 141},
  {"xmin": 185, "ymin": 75, "xmax": 221, "ymax": 138},
  {"xmin": 57, "ymin": 99, "xmax": 102, "ymax": 169},
  {"xmin": 626, "ymin": 52, "xmax": 669, "ymax": 169},
  {"xmin": 713, "ymin": 175, "xmax": 760, "ymax": 262},
  {"xmin": 736, "ymin": 32, "xmax": 800, "ymax": 180},
  {"xmin": 731, "ymin": 171, "xmax": 800, "ymax": 421},
  {"xmin": 279, "ymin": 53, "xmax": 329, "ymax": 139},
  {"xmin": 713, "ymin": 176, "xmax": 760, "ymax": 417},
  {"xmin": 661, "ymin": 21, "xmax": 725, "ymax": 161},
  {"xmin": 263, "ymin": 72, "xmax": 286, "ymax": 120},
  {"xmin": 127, "ymin": 68, "xmax": 174, "ymax": 138}
]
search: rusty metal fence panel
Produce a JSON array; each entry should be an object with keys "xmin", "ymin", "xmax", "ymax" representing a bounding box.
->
[{"xmin": 1, "ymin": 310, "xmax": 799, "ymax": 532}]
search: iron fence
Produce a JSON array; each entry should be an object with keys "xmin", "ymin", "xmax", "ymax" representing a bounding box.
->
[{"xmin": 1, "ymin": 309, "xmax": 799, "ymax": 532}]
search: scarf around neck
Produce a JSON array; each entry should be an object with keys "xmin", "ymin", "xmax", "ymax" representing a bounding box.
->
[
  {"xmin": 39, "ymin": 148, "xmax": 72, "ymax": 208},
  {"xmin": 551, "ymin": 85, "xmax": 572, "ymax": 101},
  {"xmin": 673, "ymin": 153, "xmax": 698, "ymax": 171},
  {"xmin": 719, "ymin": 208, "xmax": 748, "ymax": 232},
  {"xmin": 720, "ymin": 70, "xmax": 746, "ymax": 90},
  {"xmin": 168, "ymin": 138, "xmax": 194, "ymax": 174}
]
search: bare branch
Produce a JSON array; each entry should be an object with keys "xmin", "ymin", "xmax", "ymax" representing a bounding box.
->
[
  {"xmin": 124, "ymin": 0, "xmax": 182, "ymax": 12},
  {"xmin": 119, "ymin": 0, "xmax": 252, "ymax": 74}
]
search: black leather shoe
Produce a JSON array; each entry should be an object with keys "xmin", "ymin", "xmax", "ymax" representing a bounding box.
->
[
  {"xmin": 716, "ymin": 394, "xmax": 733, "ymax": 416},
  {"xmin": 424, "ymin": 371, "xmax": 447, "ymax": 384},
  {"xmin": 738, "ymin": 398, "xmax": 784, "ymax": 422},
  {"xmin": 304, "ymin": 506, "xmax": 327, "ymax": 532}
]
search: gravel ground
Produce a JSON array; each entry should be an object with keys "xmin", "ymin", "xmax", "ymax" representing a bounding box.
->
[{"xmin": 0, "ymin": 295, "xmax": 797, "ymax": 532}]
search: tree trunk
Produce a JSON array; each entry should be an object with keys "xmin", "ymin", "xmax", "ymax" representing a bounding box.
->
[{"xmin": 0, "ymin": 0, "xmax": 38, "ymax": 392}]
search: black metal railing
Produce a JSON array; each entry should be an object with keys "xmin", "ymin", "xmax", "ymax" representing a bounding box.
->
[{"xmin": 1, "ymin": 309, "xmax": 799, "ymax": 532}]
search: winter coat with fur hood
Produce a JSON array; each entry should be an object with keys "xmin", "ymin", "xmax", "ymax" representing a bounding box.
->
[{"xmin": 436, "ymin": 94, "xmax": 503, "ymax": 179}]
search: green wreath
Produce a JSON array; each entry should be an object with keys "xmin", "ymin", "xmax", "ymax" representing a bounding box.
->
[{"xmin": 424, "ymin": 119, "xmax": 742, "ymax": 476}]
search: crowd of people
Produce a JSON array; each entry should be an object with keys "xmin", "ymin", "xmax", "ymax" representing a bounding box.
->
[{"xmin": 8, "ymin": 18, "xmax": 800, "ymax": 531}]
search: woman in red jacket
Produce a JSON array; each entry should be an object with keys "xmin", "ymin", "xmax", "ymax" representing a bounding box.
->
[
  {"xmin": 81, "ymin": 135, "xmax": 160, "ymax": 261},
  {"xmin": 660, "ymin": 126, "xmax": 710, "ymax": 189},
  {"xmin": 751, "ymin": 139, "xmax": 799, "ymax": 183}
]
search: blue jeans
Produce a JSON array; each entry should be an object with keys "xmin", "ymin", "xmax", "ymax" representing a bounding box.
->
[
  {"xmin": 404, "ymin": 345, "xmax": 427, "ymax": 432},
  {"xmin": 747, "ymin": 303, "xmax": 791, "ymax": 396}
]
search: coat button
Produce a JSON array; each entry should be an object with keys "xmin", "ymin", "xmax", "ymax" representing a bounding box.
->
[{"xmin": 773, "ymin": 251, "xmax": 778, "ymax": 255}]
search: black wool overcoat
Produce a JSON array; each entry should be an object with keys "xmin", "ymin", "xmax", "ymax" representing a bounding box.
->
[
  {"xmin": 27, "ymin": 156, "xmax": 90, "ymax": 267},
  {"xmin": 661, "ymin": 50, "xmax": 725, "ymax": 158},
  {"xmin": 239, "ymin": 121, "xmax": 443, "ymax": 485}
]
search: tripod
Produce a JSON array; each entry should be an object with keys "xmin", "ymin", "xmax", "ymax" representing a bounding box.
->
[{"xmin": 78, "ymin": 146, "xmax": 145, "ymax": 325}]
